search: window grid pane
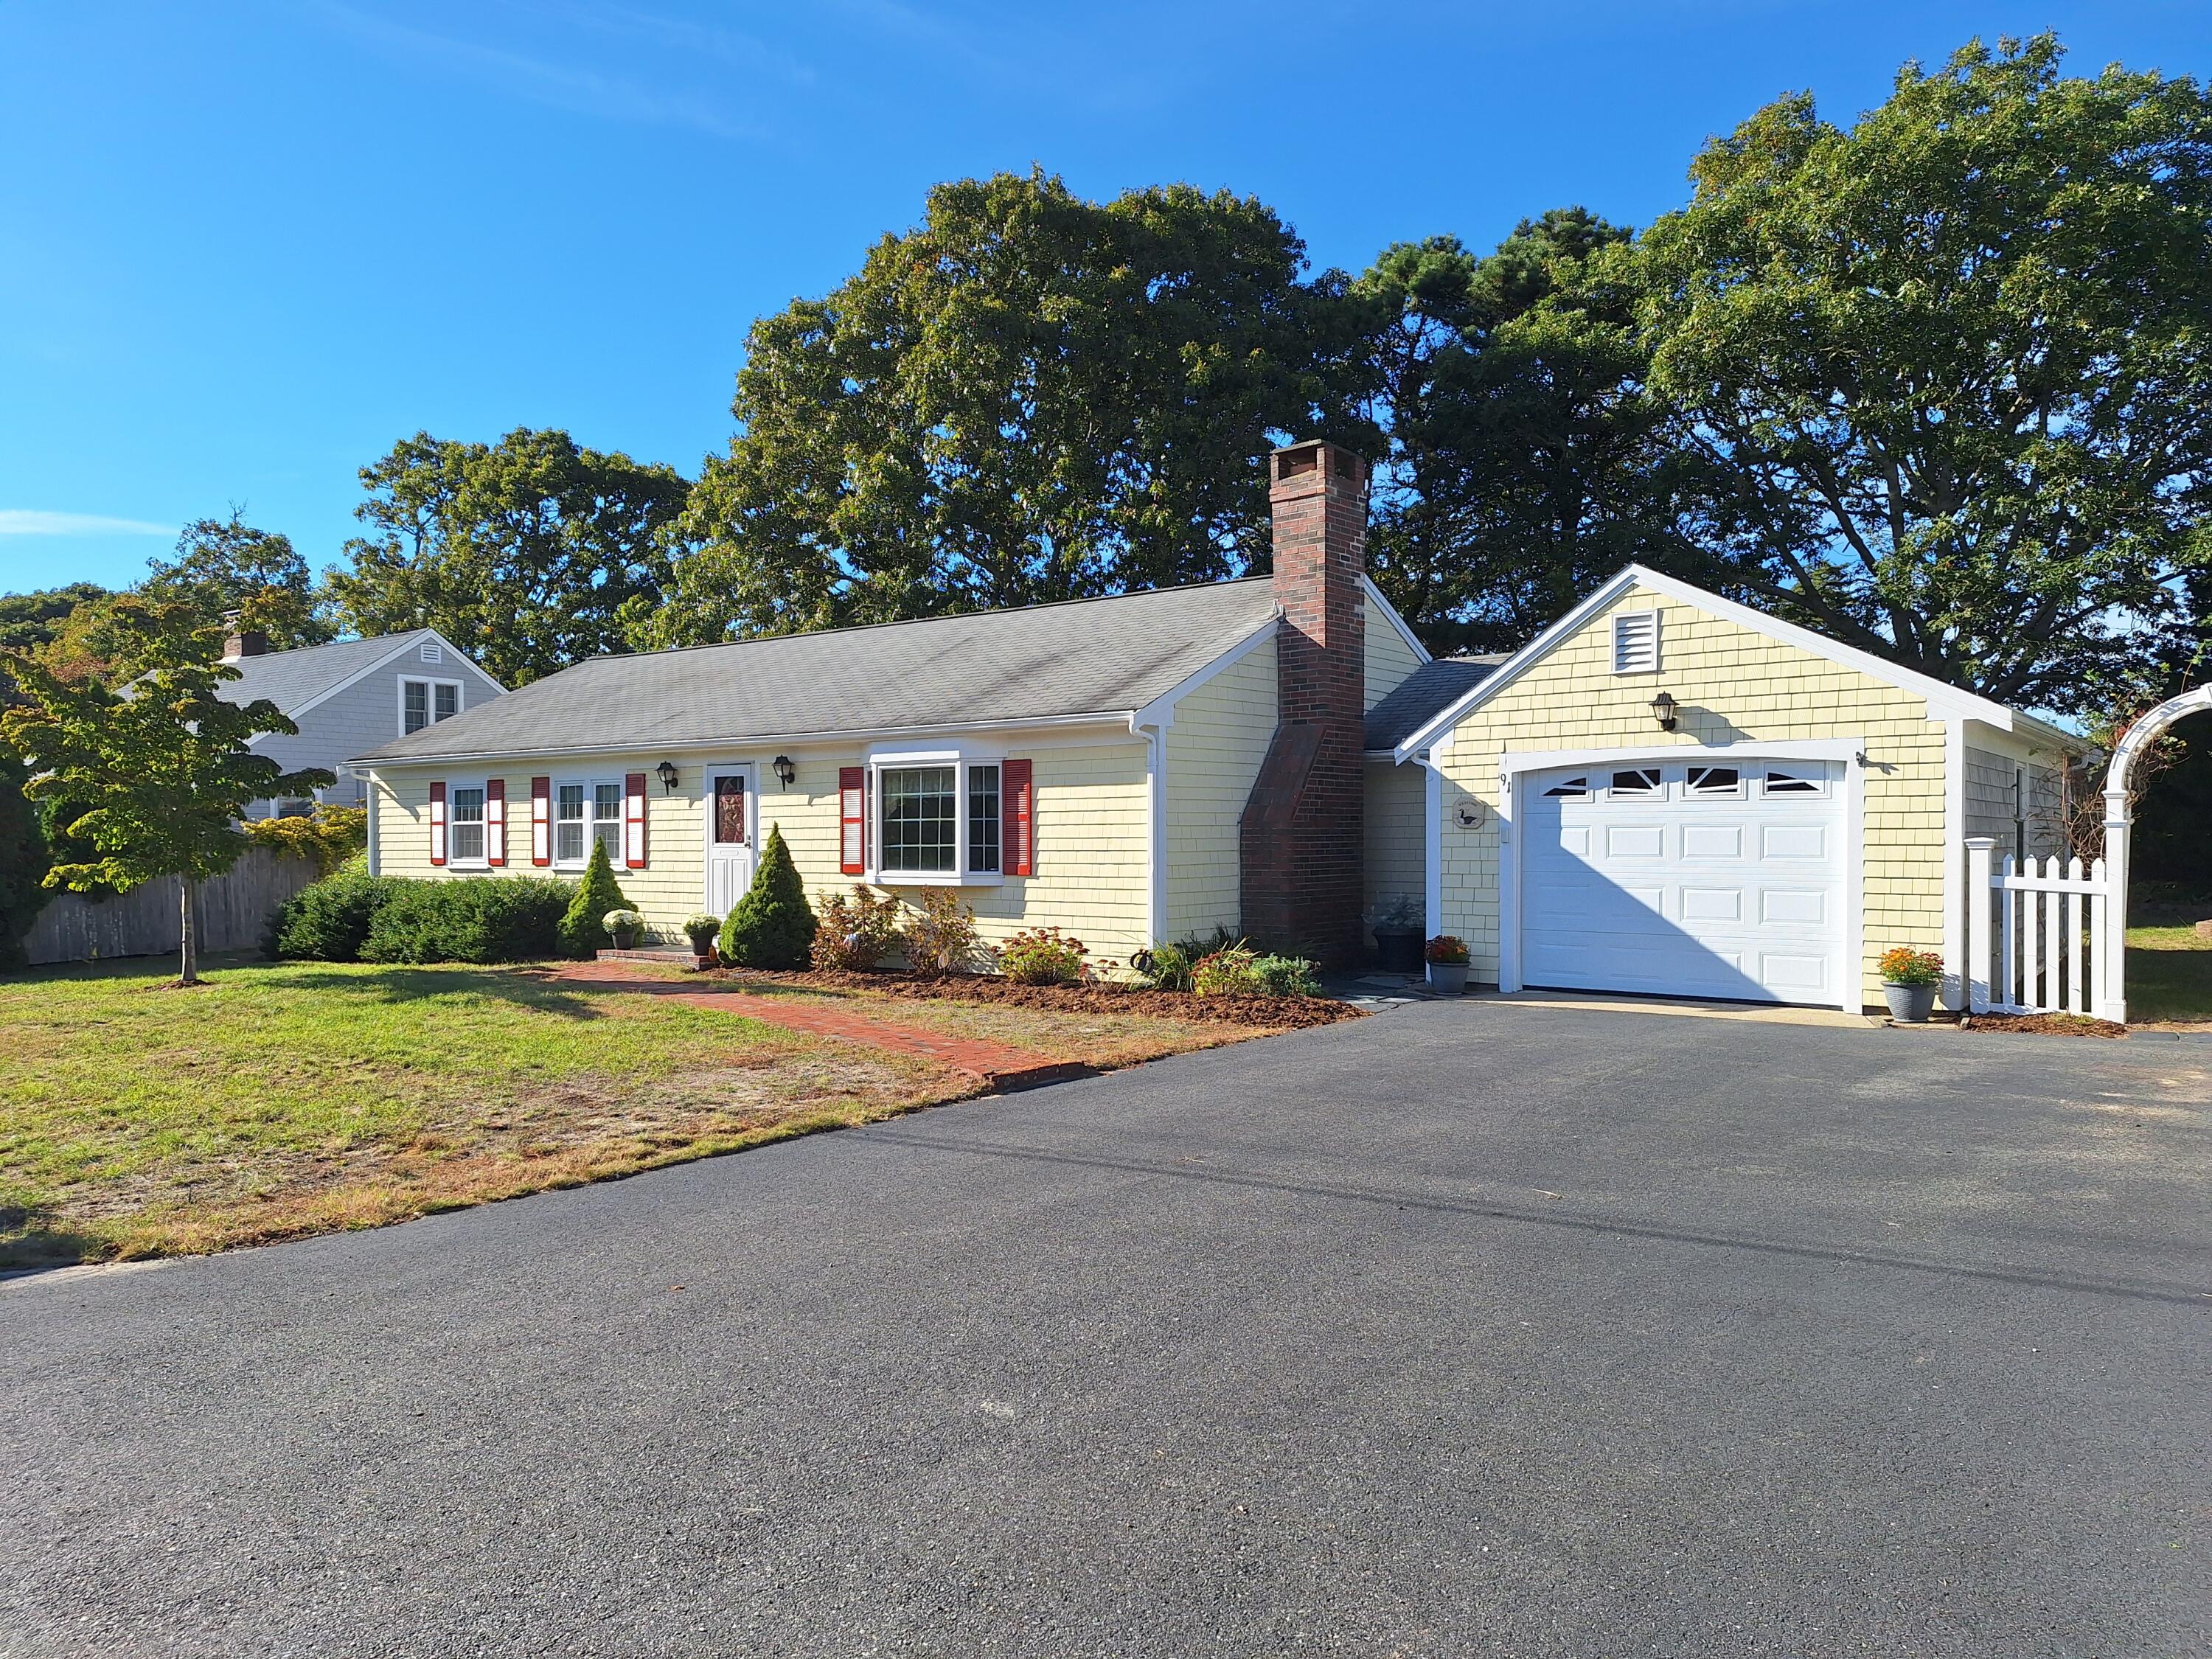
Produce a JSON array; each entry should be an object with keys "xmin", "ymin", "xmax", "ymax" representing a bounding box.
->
[
  {"xmin": 555, "ymin": 785, "xmax": 585, "ymax": 863},
  {"xmin": 450, "ymin": 787, "xmax": 485, "ymax": 862},
  {"xmin": 434, "ymin": 684, "xmax": 459, "ymax": 720},
  {"xmin": 403, "ymin": 682, "xmax": 428, "ymax": 734},
  {"xmin": 880, "ymin": 766, "xmax": 956, "ymax": 873},
  {"xmin": 968, "ymin": 765, "xmax": 1001, "ymax": 872},
  {"xmin": 593, "ymin": 784, "xmax": 623, "ymax": 860}
]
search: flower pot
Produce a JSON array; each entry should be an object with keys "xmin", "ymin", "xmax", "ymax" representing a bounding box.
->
[
  {"xmin": 1883, "ymin": 981, "xmax": 1938, "ymax": 1023},
  {"xmin": 1427, "ymin": 960, "xmax": 1469, "ymax": 995},
  {"xmin": 611, "ymin": 928, "xmax": 637, "ymax": 951},
  {"xmin": 1374, "ymin": 928, "xmax": 1423, "ymax": 974}
]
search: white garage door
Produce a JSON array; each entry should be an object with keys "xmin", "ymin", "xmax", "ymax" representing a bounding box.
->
[{"xmin": 1521, "ymin": 759, "xmax": 1847, "ymax": 1006}]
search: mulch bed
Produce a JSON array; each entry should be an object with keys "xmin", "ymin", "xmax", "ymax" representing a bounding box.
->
[
  {"xmin": 709, "ymin": 967, "xmax": 1361, "ymax": 1030},
  {"xmin": 1958, "ymin": 1012, "xmax": 2129, "ymax": 1038}
]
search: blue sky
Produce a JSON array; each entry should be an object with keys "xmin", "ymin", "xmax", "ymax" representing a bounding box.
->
[{"xmin": 3, "ymin": 0, "xmax": 2207, "ymax": 597}]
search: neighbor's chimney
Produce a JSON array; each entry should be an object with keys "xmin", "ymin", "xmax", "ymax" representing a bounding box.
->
[
  {"xmin": 1239, "ymin": 439, "xmax": 1368, "ymax": 966},
  {"xmin": 220, "ymin": 611, "xmax": 268, "ymax": 660}
]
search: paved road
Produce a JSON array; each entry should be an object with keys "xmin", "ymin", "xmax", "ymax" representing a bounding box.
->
[{"xmin": 6, "ymin": 1004, "xmax": 2208, "ymax": 1658}]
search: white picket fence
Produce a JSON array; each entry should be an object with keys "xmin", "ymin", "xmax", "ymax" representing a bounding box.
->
[{"xmin": 1964, "ymin": 836, "xmax": 2119, "ymax": 1020}]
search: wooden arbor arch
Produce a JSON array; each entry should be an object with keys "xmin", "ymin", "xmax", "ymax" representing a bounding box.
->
[{"xmin": 2098, "ymin": 685, "xmax": 2212, "ymax": 1023}]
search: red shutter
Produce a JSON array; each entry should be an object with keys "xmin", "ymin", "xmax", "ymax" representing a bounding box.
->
[
  {"xmin": 530, "ymin": 776, "xmax": 552, "ymax": 866},
  {"xmin": 485, "ymin": 779, "xmax": 507, "ymax": 866},
  {"xmin": 623, "ymin": 773, "xmax": 647, "ymax": 868},
  {"xmin": 428, "ymin": 781, "xmax": 447, "ymax": 866},
  {"xmin": 1003, "ymin": 758, "xmax": 1033, "ymax": 877},
  {"xmin": 839, "ymin": 766, "xmax": 866, "ymax": 875}
]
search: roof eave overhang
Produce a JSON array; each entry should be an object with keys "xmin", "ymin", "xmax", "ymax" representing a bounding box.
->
[{"xmin": 348, "ymin": 707, "xmax": 1141, "ymax": 771}]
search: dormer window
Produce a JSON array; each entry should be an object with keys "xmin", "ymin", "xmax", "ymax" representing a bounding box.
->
[{"xmin": 402, "ymin": 678, "xmax": 462, "ymax": 735}]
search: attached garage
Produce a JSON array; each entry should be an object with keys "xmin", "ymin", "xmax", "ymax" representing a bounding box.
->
[
  {"xmin": 1392, "ymin": 566, "xmax": 2082, "ymax": 1014},
  {"xmin": 1513, "ymin": 754, "xmax": 1852, "ymax": 1006}
]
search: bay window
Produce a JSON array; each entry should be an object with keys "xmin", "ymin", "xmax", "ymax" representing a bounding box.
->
[{"xmin": 870, "ymin": 754, "xmax": 1006, "ymax": 883}]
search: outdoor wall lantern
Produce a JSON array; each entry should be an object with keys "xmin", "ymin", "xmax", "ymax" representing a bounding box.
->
[
  {"xmin": 1650, "ymin": 691, "xmax": 1678, "ymax": 732},
  {"xmin": 655, "ymin": 759, "xmax": 680, "ymax": 794},
  {"xmin": 772, "ymin": 754, "xmax": 797, "ymax": 788}
]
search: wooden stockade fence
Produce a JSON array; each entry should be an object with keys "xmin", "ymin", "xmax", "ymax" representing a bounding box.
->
[{"xmin": 22, "ymin": 847, "xmax": 319, "ymax": 967}]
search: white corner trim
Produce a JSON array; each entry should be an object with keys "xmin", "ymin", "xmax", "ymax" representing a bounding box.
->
[
  {"xmin": 1419, "ymin": 750, "xmax": 1442, "ymax": 942},
  {"xmin": 364, "ymin": 770, "xmax": 381, "ymax": 876},
  {"xmin": 1360, "ymin": 575, "xmax": 1431, "ymax": 667},
  {"xmin": 1141, "ymin": 723, "xmax": 1167, "ymax": 945},
  {"xmin": 1395, "ymin": 563, "xmax": 2031, "ymax": 762},
  {"xmin": 1128, "ymin": 615, "xmax": 1281, "ymax": 733},
  {"xmin": 1941, "ymin": 719, "xmax": 1966, "ymax": 1012}
]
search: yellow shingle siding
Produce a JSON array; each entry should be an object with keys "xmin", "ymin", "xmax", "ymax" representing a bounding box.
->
[
  {"xmin": 1364, "ymin": 604, "xmax": 1424, "ymax": 710},
  {"xmin": 369, "ymin": 729, "xmax": 1156, "ymax": 962},
  {"xmin": 1363, "ymin": 759, "xmax": 1425, "ymax": 927},
  {"xmin": 1162, "ymin": 636, "xmax": 1276, "ymax": 942},
  {"xmin": 1433, "ymin": 582, "xmax": 1951, "ymax": 1007}
]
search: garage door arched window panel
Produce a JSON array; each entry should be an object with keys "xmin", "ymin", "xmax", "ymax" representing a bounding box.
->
[
  {"xmin": 1608, "ymin": 768, "xmax": 1663, "ymax": 797},
  {"xmin": 1686, "ymin": 765, "xmax": 1742, "ymax": 798},
  {"xmin": 1761, "ymin": 768, "xmax": 1828, "ymax": 797},
  {"xmin": 1543, "ymin": 776, "xmax": 1590, "ymax": 797}
]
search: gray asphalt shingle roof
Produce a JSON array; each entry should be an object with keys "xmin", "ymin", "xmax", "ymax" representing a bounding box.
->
[
  {"xmin": 353, "ymin": 580, "xmax": 1284, "ymax": 765},
  {"xmin": 215, "ymin": 631, "xmax": 443, "ymax": 712},
  {"xmin": 1363, "ymin": 655, "xmax": 1507, "ymax": 752}
]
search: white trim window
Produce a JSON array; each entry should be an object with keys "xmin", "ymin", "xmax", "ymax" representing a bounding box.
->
[
  {"xmin": 553, "ymin": 782, "xmax": 589, "ymax": 866},
  {"xmin": 591, "ymin": 781, "xmax": 624, "ymax": 863},
  {"xmin": 871, "ymin": 753, "xmax": 1003, "ymax": 883},
  {"xmin": 448, "ymin": 784, "xmax": 487, "ymax": 866},
  {"xmin": 401, "ymin": 677, "xmax": 463, "ymax": 736}
]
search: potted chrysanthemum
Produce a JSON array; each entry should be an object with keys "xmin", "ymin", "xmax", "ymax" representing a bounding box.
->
[
  {"xmin": 684, "ymin": 914, "xmax": 722, "ymax": 967},
  {"xmin": 602, "ymin": 908, "xmax": 646, "ymax": 950},
  {"xmin": 1425, "ymin": 934, "xmax": 1470, "ymax": 994},
  {"xmin": 1878, "ymin": 947, "xmax": 1943, "ymax": 1023}
]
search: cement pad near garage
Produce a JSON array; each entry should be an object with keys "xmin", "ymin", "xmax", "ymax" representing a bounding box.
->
[{"xmin": 1470, "ymin": 986, "xmax": 1880, "ymax": 1029}]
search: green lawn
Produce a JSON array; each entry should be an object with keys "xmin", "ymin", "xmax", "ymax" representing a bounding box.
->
[
  {"xmin": 0, "ymin": 958, "xmax": 961, "ymax": 1266},
  {"xmin": 2128, "ymin": 924, "xmax": 2212, "ymax": 1023}
]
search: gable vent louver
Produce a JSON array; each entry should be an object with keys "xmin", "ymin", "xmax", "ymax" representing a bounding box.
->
[
  {"xmin": 1612, "ymin": 611, "xmax": 1660, "ymax": 674},
  {"xmin": 420, "ymin": 640, "xmax": 443, "ymax": 664}
]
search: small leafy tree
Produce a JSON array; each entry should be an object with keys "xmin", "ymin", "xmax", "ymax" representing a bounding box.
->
[
  {"xmin": 900, "ymin": 888, "xmax": 982, "ymax": 978},
  {"xmin": 0, "ymin": 599, "xmax": 331, "ymax": 984},
  {"xmin": 812, "ymin": 885, "xmax": 903, "ymax": 971},
  {"xmin": 0, "ymin": 757, "xmax": 52, "ymax": 970},
  {"xmin": 720, "ymin": 825, "xmax": 815, "ymax": 969},
  {"xmin": 559, "ymin": 838, "xmax": 633, "ymax": 958}
]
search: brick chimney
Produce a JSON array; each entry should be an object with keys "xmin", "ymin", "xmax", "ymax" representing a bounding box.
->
[
  {"xmin": 220, "ymin": 611, "xmax": 267, "ymax": 660},
  {"xmin": 1239, "ymin": 439, "xmax": 1368, "ymax": 965}
]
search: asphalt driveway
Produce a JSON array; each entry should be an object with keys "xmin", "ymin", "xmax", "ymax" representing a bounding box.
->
[{"xmin": 5, "ymin": 1002, "xmax": 2208, "ymax": 1658}]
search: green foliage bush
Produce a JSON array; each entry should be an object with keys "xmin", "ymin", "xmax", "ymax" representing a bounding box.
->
[
  {"xmin": 813, "ymin": 885, "xmax": 903, "ymax": 970},
  {"xmin": 0, "ymin": 758, "xmax": 52, "ymax": 972},
  {"xmin": 996, "ymin": 926, "xmax": 1088, "ymax": 985},
  {"xmin": 559, "ymin": 839, "xmax": 633, "ymax": 958},
  {"xmin": 267, "ymin": 866, "xmax": 400, "ymax": 961},
  {"xmin": 901, "ymin": 887, "xmax": 981, "ymax": 977},
  {"xmin": 1251, "ymin": 954, "xmax": 1322, "ymax": 998},
  {"xmin": 720, "ymin": 825, "xmax": 816, "ymax": 969},
  {"xmin": 1190, "ymin": 943, "xmax": 1261, "ymax": 996},
  {"xmin": 1134, "ymin": 940, "xmax": 1195, "ymax": 992},
  {"xmin": 361, "ymin": 877, "xmax": 570, "ymax": 964}
]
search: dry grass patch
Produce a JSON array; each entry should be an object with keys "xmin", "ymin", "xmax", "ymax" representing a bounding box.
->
[{"xmin": 0, "ymin": 959, "xmax": 970, "ymax": 1267}]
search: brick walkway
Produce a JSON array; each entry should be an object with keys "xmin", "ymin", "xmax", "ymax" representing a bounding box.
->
[{"xmin": 547, "ymin": 961, "xmax": 1087, "ymax": 1092}]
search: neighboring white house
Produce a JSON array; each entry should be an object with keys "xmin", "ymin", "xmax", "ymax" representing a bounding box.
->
[{"xmin": 213, "ymin": 625, "xmax": 505, "ymax": 817}]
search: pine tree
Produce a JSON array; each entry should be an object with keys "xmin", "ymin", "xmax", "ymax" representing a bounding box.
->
[
  {"xmin": 559, "ymin": 837, "xmax": 634, "ymax": 958},
  {"xmin": 719, "ymin": 825, "xmax": 816, "ymax": 970}
]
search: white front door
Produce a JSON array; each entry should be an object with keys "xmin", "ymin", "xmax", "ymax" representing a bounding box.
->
[
  {"xmin": 1520, "ymin": 758, "xmax": 1848, "ymax": 1006},
  {"xmin": 703, "ymin": 766, "xmax": 755, "ymax": 917}
]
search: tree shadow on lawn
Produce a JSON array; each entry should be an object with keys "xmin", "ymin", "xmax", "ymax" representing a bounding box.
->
[{"xmin": 274, "ymin": 963, "xmax": 617, "ymax": 1020}]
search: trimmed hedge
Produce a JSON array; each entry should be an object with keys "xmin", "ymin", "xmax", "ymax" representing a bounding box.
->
[
  {"xmin": 269, "ymin": 871, "xmax": 571, "ymax": 964},
  {"xmin": 266, "ymin": 867, "xmax": 400, "ymax": 961}
]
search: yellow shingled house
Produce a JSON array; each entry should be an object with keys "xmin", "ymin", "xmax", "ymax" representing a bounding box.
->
[{"xmin": 354, "ymin": 439, "xmax": 2081, "ymax": 1015}]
